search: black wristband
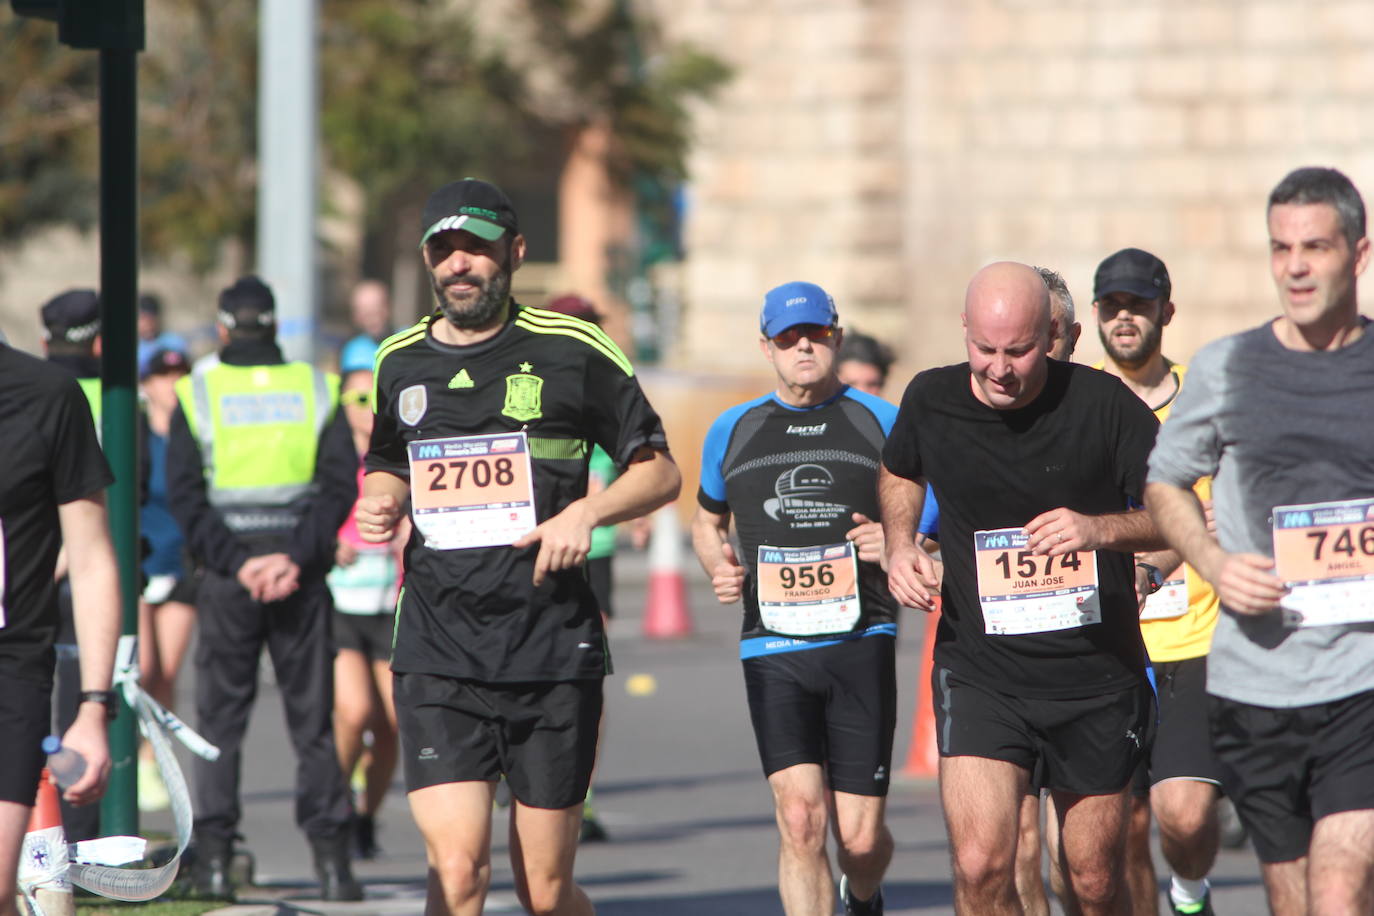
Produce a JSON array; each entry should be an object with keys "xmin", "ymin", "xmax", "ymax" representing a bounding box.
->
[{"xmin": 79, "ymin": 689, "xmax": 118, "ymax": 720}]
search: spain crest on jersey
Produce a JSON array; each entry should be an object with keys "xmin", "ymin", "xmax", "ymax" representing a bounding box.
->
[
  {"xmin": 399, "ymin": 384, "xmax": 428, "ymax": 426},
  {"xmin": 502, "ymin": 371, "xmax": 543, "ymax": 422}
]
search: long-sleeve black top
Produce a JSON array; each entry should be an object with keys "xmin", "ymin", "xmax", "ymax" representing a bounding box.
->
[{"xmin": 166, "ymin": 339, "xmax": 356, "ymax": 582}]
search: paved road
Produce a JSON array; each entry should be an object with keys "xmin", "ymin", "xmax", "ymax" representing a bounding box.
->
[{"xmin": 143, "ymin": 543, "xmax": 1270, "ymax": 915}]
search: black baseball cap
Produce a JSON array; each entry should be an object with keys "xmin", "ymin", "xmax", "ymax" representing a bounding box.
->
[
  {"xmin": 1093, "ymin": 248, "xmax": 1171, "ymax": 302},
  {"xmin": 141, "ymin": 347, "xmax": 189, "ymax": 380},
  {"xmin": 218, "ymin": 276, "xmax": 276, "ymax": 329},
  {"xmin": 40, "ymin": 289, "xmax": 101, "ymax": 343},
  {"xmin": 419, "ymin": 179, "xmax": 519, "ymax": 247}
]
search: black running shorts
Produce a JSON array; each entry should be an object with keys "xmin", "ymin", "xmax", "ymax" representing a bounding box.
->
[
  {"xmin": 333, "ymin": 611, "xmax": 396, "ymax": 663},
  {"xmin": 933, "ymin": 666, "xmax": 1154, "ymax": 796},
  {"xmin": 0, "ymin": 674, "xmax": 51, "ymax": 805},
  {"xmin": 1208, "ymin": 689, "xmax": 1374, "ymax": 863},
  {"xmin": 1150, "ymin": 656, "xmax": 1222, "ymax": 786},
  {"xmin": 742, "ymin": 635, "xmax": 896, "ymax": 797},
  {"xmin": 395, "ymin": 672, "xmax": 602, "ymax": 810}
]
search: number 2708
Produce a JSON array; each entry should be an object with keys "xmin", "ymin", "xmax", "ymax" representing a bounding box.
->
[{"xmin": 427, "ymin": 457, "xmax": 515, "ymax": 490}]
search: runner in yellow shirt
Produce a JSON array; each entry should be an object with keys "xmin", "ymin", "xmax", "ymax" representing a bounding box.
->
[{"xmin": 1093, "ymin": 248, "xmax": 1221, "ymax": 916}]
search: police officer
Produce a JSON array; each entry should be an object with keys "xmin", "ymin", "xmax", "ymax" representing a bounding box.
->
[
  {"xmin": 167, "ymin": 276, "xmax": 360, "ymax": 901},
  {"xmin": 40, "ymin": 289, "xmax": 104, "ymax": 419}
]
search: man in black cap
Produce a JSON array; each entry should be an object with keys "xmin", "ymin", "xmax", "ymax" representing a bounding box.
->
[
  {"xmin": 41, "ymin": 289, "xmax": 104, "ymax": 420},
  {"xmin": 355, "ymin": 179, "xmax": 680, "ymax": 916},
  {"xmin": 1091, "ymin": 249, "xmax": 1225, "ymax": 915},
  {"xmin": 166, "ymin": 276, "xmax": 361, "ymax": 901}
]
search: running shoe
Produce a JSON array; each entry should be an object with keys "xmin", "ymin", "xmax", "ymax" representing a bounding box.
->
[
  {"xmin": 1169, "ymin": 889, "xmax": 1214, "ymax": 915},
  {"xmin": 839, "ymin": 873, "xmax": 884, "ymax": 915},
  {"xmin": 353, "ymin": 812, "xmax": 380, "ymax": 859},
  {"xmin": 579, "ymin": 814, "xmax": 609, "ymax": 843}
]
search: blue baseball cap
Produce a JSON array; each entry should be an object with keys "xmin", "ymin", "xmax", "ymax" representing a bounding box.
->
[
  {"xmin": 760, "ymin": 281, "xmax": 838, "ymax": 338},
  {"xmin": 340, "ymin": 336, "xmax": 378, "ymax": 374}
]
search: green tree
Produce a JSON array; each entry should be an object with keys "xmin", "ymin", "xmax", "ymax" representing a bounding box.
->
[
  {"xmin": 319, "ymin": 0, "xmax": 545, "ymax": 282},
  {"xmin": 524, "ymin": 0, "xmax": 731, "ymax": 264},
  {"xmin": 524, "ymin": 0, "xmax": 731, "ymax": 188},
  {"xmin": 1, "ymin": 0, "xmax": 729, "ymax": 279},
  {"xmin": 139, "ymin": 0, "xmax": 258, "ymax": 272},
  {"xmin": 0, "ymin": 12, "xmax": 99, "ymax": 244}
]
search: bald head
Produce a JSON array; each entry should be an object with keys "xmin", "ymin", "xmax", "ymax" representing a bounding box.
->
[
  {"xmin": 963, "ymin": 262, "xmax": 1056, "ymax": 410},
  {"xmin": 964, "ymin": 261, "xmax": 1053, "ymax": 333},
  {"xmin": 350, "ymin": 279, "xmax": 392, "ymax": 341}
]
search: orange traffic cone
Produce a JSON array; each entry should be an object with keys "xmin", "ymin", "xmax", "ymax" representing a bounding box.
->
[
  {"xmin": 901, "ymin": 597, "xmax": 942, "ymax": 779},
  {"xmin": 641, "ymin": 504, "xmax": 693, "ymax": 639},
  {"xmin": 17, "ymin": 769, "xmax": 75, "ymax": 916}
]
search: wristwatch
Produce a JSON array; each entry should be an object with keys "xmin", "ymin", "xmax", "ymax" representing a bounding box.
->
[
  {"xmin": 79, "ymin": 689, "xmax": 118, "ymax": 721},
  {"xmin": 1136, "ymin": 562, "xmax": 1164, "ymax": 595}
]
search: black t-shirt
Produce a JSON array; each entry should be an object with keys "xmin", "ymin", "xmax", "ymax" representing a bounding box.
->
[
  {"xmin": 367, "ymin": 304, "xmax": 668, "ymax": 682},
  {"xmin": 697, "ymin": 388, "xmax": 900, "ymax": 645},
  {"xmin": 882, "ymin": 361, "xmax": 1157, "ymax": 698},
  {"xmin": 0, "ymin": 346, "xmax": 114, "ymax": 685}
]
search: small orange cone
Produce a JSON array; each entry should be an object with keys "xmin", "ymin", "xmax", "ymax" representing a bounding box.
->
[
  {"xmin": 17, "ymin": 769, "xmax": 75, "ymax": 916},
  {"xmin": 642, "ymin": 504, "xmax": 693, "ymax": 639},
  {"xmin": 901, "ymin": 598, "xmax": 942, "ymax": 779}
]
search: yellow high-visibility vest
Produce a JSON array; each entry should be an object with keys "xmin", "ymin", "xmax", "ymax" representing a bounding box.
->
[
  {"xmin": 176, "ymin": 361, "xmax": 338, "ymax": 532},
  {"xmin": 78, "ymin": 376, "xmax": 102, "ymax": 444}
]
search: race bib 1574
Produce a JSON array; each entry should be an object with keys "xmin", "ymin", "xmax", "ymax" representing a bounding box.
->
[{"xmin": 974, "ymin": 528, "xmax": 1100, "ymax": 635}]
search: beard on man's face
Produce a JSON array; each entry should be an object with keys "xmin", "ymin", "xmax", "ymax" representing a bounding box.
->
[
  {"xmin": 1098, "ymin": 320, "xmax": 1162, "ymax": 371},
  {"xmin": 432, "ymin": 267, "xmax": 512, "ymax": 330}
]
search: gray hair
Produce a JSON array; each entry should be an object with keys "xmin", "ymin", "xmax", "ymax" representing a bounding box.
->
[
  {"xmin": 1036, "ymin": 266, "xmax": 1075, "ymax": 326},
  {"xmin": 1268, "ymin": 166, "xmax": 1367, "ymax": 248}
]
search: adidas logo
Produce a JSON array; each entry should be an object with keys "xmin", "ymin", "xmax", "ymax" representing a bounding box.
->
[{"xmin": 448, "ymin": 369, "xmax": 474, "ymax": 389}]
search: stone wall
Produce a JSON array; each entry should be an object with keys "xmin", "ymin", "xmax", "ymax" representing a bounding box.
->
[
  {"xmin": 666, "ymin": 0, "xmax": 908, "ymax": 377},
  {"xmin": 668, "ymin": 0, "xmax": 1374, "ymax": 392}
]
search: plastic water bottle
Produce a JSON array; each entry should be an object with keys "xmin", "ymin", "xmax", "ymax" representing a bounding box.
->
[{"xmin": 42, "ymin": 735, "xmax": 86, "ymax": 789}]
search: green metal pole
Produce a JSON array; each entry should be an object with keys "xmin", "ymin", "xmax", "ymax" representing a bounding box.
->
[{"xmin": 97, "ymin": 44, "xmax": 141, "ymax": 838}]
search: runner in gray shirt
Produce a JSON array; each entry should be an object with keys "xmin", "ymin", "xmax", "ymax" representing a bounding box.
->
[{"xmin": 1145, "ymin": 166, "xmax": 1374, "ymax": 916}]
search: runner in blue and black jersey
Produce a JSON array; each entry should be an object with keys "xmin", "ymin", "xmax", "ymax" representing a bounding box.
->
[{"xmin": 691, "ymin": 281, "xmax": 936, "ymax": 916}]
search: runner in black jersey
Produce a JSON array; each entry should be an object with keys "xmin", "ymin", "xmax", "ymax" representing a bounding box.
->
[
  {"xmin": 692, "ymin": 282, "xmax": 936, "ymax": 916},
  {"xmin": 0, "ymin": 343, "xmax": 120, "ymax": 913},
  {"xmin": 880, "ymin": 261, "xmax": 1163, "ymax": 916},
  {"xmin": 356, "ymin": 179, "xmax": 679, "ymax": 916}
]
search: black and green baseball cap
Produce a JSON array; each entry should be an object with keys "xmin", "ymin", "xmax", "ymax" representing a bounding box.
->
[{"xmin": 419, "ymin": 178, "xmax": 519, "ymax": 247}]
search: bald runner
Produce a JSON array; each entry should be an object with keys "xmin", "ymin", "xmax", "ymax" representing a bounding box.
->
[{"xmin": 880, "ymin": 262, "xmax": 1165, "ymax": 915}]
